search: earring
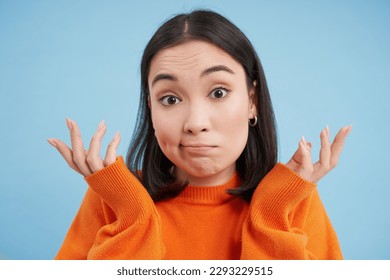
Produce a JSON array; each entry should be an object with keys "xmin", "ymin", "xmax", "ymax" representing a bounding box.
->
[{"xmin": 249, "ymin": 116, "xmax": 258, "ymax": 127}]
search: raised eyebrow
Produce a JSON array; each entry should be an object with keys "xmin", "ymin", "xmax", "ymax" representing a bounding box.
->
[
  {"xmin": 151, "ymin": 65, "xmax": 234, "ymax": 87},
  {"xmin": 200, "ymin": 65, "xmax": 235, "ymax": 77},
  {"xmin": 151, "ymin": 73, "xmax": 178, "ymax": 87}
]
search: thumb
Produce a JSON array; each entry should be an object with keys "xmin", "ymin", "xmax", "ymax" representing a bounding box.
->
[{"xmin": 104, "ymin": 131, "xmax": 121, "ymax": 166}]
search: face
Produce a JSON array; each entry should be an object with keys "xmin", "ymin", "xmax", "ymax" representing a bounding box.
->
[{"xmin": 148, "ymin": 40, "xmax": 257, "ymax": 186}]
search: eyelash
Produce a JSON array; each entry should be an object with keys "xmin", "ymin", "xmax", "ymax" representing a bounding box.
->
[
  {"xmin": 158, "ymin": 86, "xmax": 231, "ymax": 106},
  {"xmin": 208, "ymin": 87, "xmax": 230, "ymax": 100},
  {"xmin": 159, "ymin": 95, "xmax": 181, "ymax": 106}
]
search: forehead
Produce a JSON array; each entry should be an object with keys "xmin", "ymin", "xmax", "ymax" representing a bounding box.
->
[{"xmin": 149, "ymin": 40, "xmax": 243, "ymax": 76}]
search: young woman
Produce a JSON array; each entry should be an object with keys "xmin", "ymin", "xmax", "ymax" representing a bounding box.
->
[{"xmin": 48, "ymin": 10, "xmax": 351, "ymax": 259}]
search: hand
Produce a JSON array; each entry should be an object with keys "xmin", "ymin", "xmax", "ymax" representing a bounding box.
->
[
  {"xmin": 285, "ymin": 125, "xmax": 352, "ymax": 183},
  {"xmin": 47, "ymin": 118, "xmax": 121, "ymax": 176}
]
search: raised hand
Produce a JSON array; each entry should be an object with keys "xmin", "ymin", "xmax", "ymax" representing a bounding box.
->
[
  {"xmin": 47, "ymin": 118, "xmax": 121, "ymax": 176},
  {"xmin": 285, "ymin": 125, "xmax": 352, "ymax": 183}
]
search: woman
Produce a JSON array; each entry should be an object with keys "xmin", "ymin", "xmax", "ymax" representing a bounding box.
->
[{"xmin": 48, "ymin": 10, "xmax": 351, "ymax": 259}]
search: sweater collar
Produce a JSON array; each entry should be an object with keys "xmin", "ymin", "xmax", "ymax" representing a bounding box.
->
[{"xmin": 174, "ymin": 172, "xmax": 242, "ymax": 205}]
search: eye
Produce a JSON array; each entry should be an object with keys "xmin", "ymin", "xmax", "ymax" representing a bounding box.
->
[
  {"xmin": 209, "ymin": 87, "xmax": 229, "ymax": 99},
  {"xmin": 160, "ymin": 95, "xmax": 181, "ymax": 106}
]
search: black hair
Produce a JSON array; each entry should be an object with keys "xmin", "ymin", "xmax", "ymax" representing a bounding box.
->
[{"xmin": 126, "ymin": 9, "xmax": 278, "ymax": 202}]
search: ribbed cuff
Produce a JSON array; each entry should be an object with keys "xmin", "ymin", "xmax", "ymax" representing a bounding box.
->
[
  {"xmin": 85, "ymin": 156, "xmax": 153, "ymax": 230},
  {"xmin": 250, "ymin": 163, "xmax": 316, "ymax": 230}
]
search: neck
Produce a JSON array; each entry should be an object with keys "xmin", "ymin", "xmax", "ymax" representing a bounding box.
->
[{"xmin": 175, "ymin": 164, "xmax": 236, "ymax": 187}]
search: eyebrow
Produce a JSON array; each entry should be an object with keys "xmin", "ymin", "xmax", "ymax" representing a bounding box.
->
[
  {"xmin": 151, "ymin": 64, "xmax": 235, "ymax": 87},
  {"xmin": 200, "ymin": 65, "xmax": 235, "ymax": 77},
  {"xmin": 151, "ymin": 73, "xmax": 178, "ymax": 87}
]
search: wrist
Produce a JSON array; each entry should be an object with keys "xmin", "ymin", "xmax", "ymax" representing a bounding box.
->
[
  {"xmin": 85, "ymin": 156, "xmax": 153, "ymax": 228},
  {"xmin": 250, "ymin": 163, "xmax": 316, "ymax": 229}
]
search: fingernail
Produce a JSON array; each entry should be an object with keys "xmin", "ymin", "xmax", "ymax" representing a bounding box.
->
[
  {"xmin": 47, "ymin": 138, "xmax": 57, "ymax": 148},
  {"xmin": 326, "ymin": 125, "xmax": 330, "ymax": 137},
  {"xmin": 66, "ymin": 117, "xmax": 72, "ymax": 130},
  {"xmin": 300, "ymin": 137, "xmax": 309, "ymax": 152},
  {"xmin": 345, "ymin": 125, "xmax": 352, "ymax": 136},
  {"xmin": 113, "ymin": 131, "xmax": 120, "ymax": 141},
  {"xmin": 98, "ymin": 120, "xmax": 105, "ymax": 130},
  {"xmin": 321, "ymin": 127, "xmax": 326, "ymax": 138},
  {"xmin": 299, "ymin": 138, "xmax": 305, "ymax": 148}
]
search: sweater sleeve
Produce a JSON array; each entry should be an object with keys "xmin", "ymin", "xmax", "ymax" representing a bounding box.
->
[
  {"xmin": 55, "ymin": 156, "xmax": 164, "ymax": 260},
  {"xmin": 241, "ymin": 163, "xmax": 343, "ymax": 260}
]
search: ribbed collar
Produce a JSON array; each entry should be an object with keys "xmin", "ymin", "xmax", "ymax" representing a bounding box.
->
[{"xmin": 174, "ymin": 172, "xmax": 242, "ymax": 205}]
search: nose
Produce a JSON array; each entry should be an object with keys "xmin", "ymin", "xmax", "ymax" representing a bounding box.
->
[{"xmin": 183, "ymin": 102, "xmax": 210, "ymax": 134}]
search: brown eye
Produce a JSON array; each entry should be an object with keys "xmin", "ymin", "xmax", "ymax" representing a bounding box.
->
[
  {"xmin": 160, "ymin": 95, "xmax": 181, "ymax": 106},
  {"xmin": 209, "ymin": 88, "xmax": 229, "ymax": 99}
]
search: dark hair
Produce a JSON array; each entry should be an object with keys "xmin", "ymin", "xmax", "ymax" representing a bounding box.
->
[{"xmin": 126, "ymin": 9, "xmax": 278, "ymax": 202}]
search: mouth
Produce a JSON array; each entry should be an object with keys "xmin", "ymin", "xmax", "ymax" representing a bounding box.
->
[{"xmin": 179, "ymin": 144, "xmax": 217, "ymax": 152}]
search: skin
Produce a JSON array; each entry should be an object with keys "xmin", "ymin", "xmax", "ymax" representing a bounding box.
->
[
  {"xmin": 147, "ymin": 41, "xmax": 256, "ymax": 186},
  {"xmin": 48, "ymin": 40, "xmax": 352, "ymax": 185}
]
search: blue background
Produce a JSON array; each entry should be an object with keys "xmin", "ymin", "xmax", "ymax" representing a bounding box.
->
[{"xmin": 0, "ymin": 0, "xmax": 389, "ymax": 260}]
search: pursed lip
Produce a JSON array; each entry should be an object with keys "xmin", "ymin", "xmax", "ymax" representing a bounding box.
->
[{"xmin": 179, "ymin": 143, "xmax": 218, "ymax": 153}]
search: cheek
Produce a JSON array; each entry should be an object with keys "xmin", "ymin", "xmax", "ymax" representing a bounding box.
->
[
  {"xmin": 152, "ymin": 110, "xmax": 181, "ymax": 149},
  {"xmin": 224, "ymin": 114, "xmax": 249, "ymax": 148},
  {"xmin": 222, "ymin": 95, "xmax": 249, "ymax": 130},
  {"xmin": 218, "ymin": 98, "xmax": 250, "ymax": 152}
]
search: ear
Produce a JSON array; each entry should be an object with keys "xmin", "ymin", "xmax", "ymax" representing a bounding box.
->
[{"xmin": 248, "ymin": 80, "xmax": 258, "ymax": 118}]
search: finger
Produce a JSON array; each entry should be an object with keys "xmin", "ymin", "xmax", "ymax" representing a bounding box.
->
[
  {"xmin": 300, "ymin": 136, "xmax": 313, "ymax": 171},
  {"xmin": 104, "ymin": 131, "xmax": 121, "ymax": 166},
  {"xmin": 311, "ymin": 126, "xmax": 332, "ymax": 182},
  {"xmin": 47, "ymin": 138, "xmax": 83, "ymax": 175},
  {"xmin": 329, "ymin": 125, "xmax": 352, "ymax": 168},
  {"xmin": 318, "ymin": 126, "xmax": 331, "ymax": 170},
  {"xmin": 67, "ymin": 118, "xmax": 92, "ymax": 176},
  {"xmin": 286, "ymin": 137, "xmax": 309, "ymax": 167},
  {"xmin": 86, "ymin": 121, "xmax": 106, "ymax": 172}
]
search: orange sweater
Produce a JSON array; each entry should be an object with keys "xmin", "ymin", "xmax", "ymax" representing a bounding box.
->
[{"xmin": 55, "ymin": 157, "xmax": 343, "ymax": 260}]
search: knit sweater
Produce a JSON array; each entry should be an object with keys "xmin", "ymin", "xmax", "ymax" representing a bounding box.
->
[{"xmin": 55, "ymin": 156, "xmax": 343, "ymax": 260}]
